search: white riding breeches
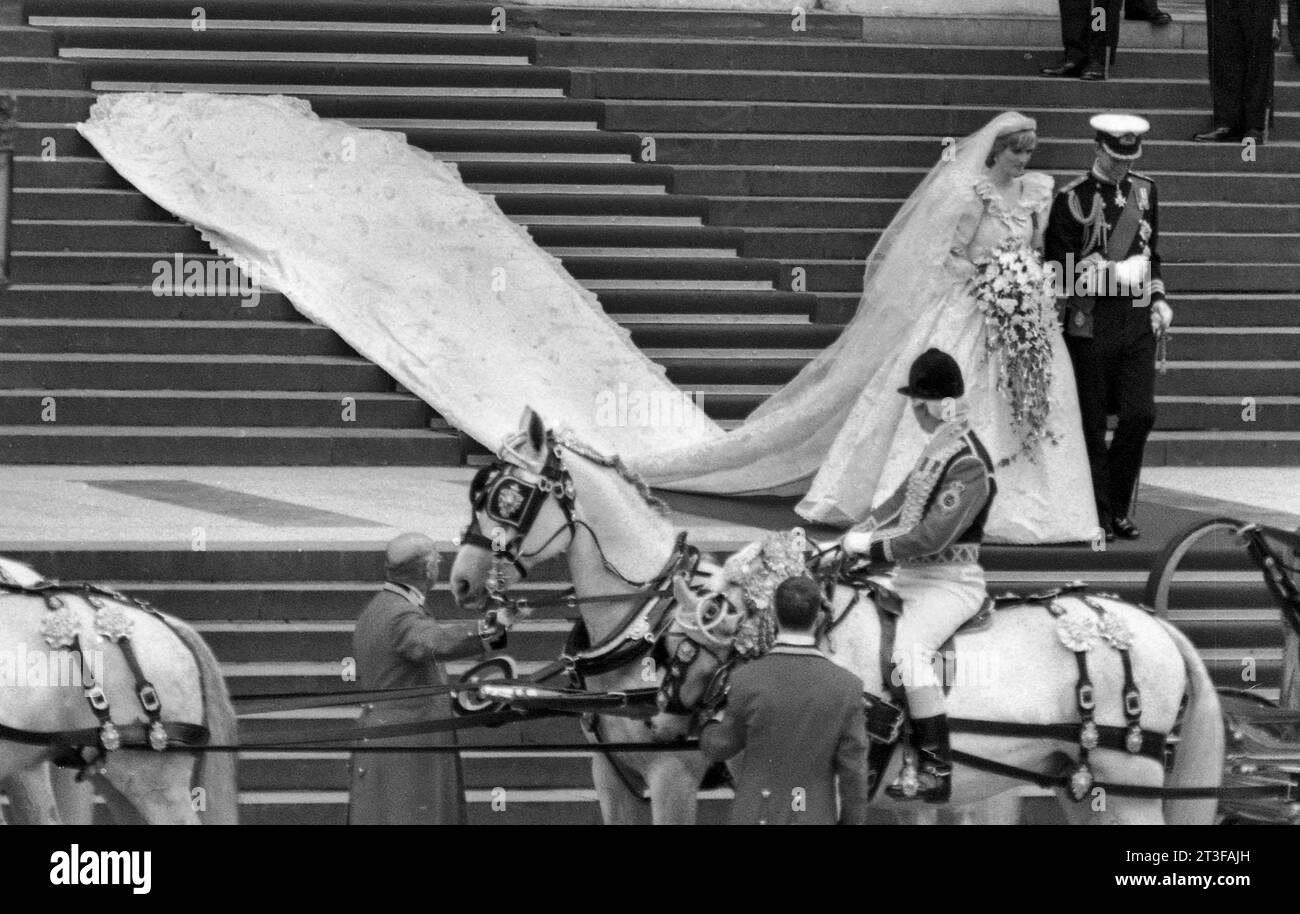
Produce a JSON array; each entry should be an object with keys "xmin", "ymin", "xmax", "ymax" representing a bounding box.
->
[{"xmin": 886, "ymin": 562, "xmax": 985, "ymax": 694}]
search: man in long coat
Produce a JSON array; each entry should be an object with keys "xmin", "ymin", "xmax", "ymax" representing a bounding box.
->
[{"xmin": 347, "ymin": 532, "xmax": 506, "ymax": 825}]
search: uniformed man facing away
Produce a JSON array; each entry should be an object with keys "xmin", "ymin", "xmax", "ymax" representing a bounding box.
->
[
  {"xmin": 347, "ymin": 532, "xmax": 510, "ymax": 825},
  {"xmin": 1045, "ymin": 114, "xmax": 1173, "ymax": 542},
  {"xmin": 841, "ymin": 349, "xmax": 997, "ymax": 804},
  {"xmin": 1194, "ymin": 0, "xmax": 1282, "ymax": 144},
  {"xmin": 700, "ymin": 576, "xmax": 870, "ymax": 825}
]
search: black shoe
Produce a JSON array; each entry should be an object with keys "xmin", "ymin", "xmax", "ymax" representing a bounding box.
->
[
  {"xmin": 1040, "ymin": 60, "xmax": 1085, "ymax": 77},
  {"xmin": 1080, "ymin": 65, "xmax": 1106, "ymax": 81},
  {"xmin": 1111, "ymin": 516, "xmax": 1141, "ymax": 540},
  {"xmin": 885, "ymin": 715, "xmax": 952, "ymax": 804},
  {"xmin": 1151, "ymin": 11, "xmax": 1172, "ymax": 25},
  {"xmin": 1192, "ymin": 126, "xmax": 1240, "ymax": 143},
  {"xmin": 1242, "ymin": 128, "xmax": 1265, "ymax": 146},
  {"xmin": 1099, "ymin": 518, "xmax": 1116, "ymax": 543}
]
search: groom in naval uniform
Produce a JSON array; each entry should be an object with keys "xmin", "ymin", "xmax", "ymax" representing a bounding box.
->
[
  {"xmin": 1045, "ymin": 113, "xmax": 1174, "ymax": 542},
  {"xmin": 841, "ymin": 349, "xmax": 996, "ymax": 804}
]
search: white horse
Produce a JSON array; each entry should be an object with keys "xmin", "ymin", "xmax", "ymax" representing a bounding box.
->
[
  {"xmin": 449, "ymin": 410, "xmax": 720, "ymax": 824},
  {"xmin": 452, "ymin": 410, "xmax": 1224, "ymax": 825},
  {"xmin": 676, "ymin": 538, "xmax": 1225, "ymax": 825},
  {"xmin": 0, "ymin": 556, "xmax": 238, "ymax": 824}
]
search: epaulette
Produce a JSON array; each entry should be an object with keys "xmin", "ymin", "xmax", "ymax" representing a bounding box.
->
[
  {"xmin": 1057, "ymin": 173, "xmax": 1089, "ymax": 196},
  {"xmin": 1128, "ymin": 170, "xmax": 1155, "ymax": 184}
]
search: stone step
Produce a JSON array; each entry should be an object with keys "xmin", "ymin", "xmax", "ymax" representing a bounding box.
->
[
  {"xmin": 0, "ymin": 390, "xmax": 433, "ymax": 428},
  {"xmin": 13, "ymin": 186, "xmax": 712, "ymax": 222},
  {"xmin": 22, "ymin": 0, "xmax": 506, "ymax": 26},
  {"xmin": 0, "ymin": 284, "xmax": 300, "ymax": 320},
  {"xmin": 46, "ymin": 24, "xmax": 538, "ymax": 56},
  {"xmin": 651, "ymin": 349, "xmax": 1300, "ymax": 395},
  {"xmin": 0, "ymin": 56, "xmax": 87, "ymax": 88},
  {"xmin": 648, "ymin": 134, "xmax": 1300, "ymax": 173},
  {"xmin": 612, "ymin": 101, "xmax": 1297, "ymax": 147},
  {"xmin": 670, "ymin": 165, "xmax": 1300, "ymax": 207},
  {"xmin": 11, "ymin": 216, "xmax": 740, "ymax": 253},
  {"xmin": 812, "ymin": 292, "xmax": 1300, "ymax": 326},
  {"xmin": 0, "ymin": 426, "xmax": 462, "ymax": 465},
  {"xmin": 785, "ymin": 258, "xmax": 1300, "ymax": 293},
  {"xmin": 0, "ymin": 353, "xmax": 397, "ymax": 391},
  {"xmin": 706, "ymin": 197, "xmax": 1300, "ymax": 234},
  {"xmin": 742, "ymin": 226, "xmax": 1300, "ymax": 262},
  {"xmin": 8, "ymin": 250, "xmax": 784, "ymax": 287},
  {"xmin": 569, "ymin": 66, "xmax": 1300, "ymax": 112},
  {"xmin": 1147, "ymin": 431, "xmax": 1300, "ymax": 465},
  {"xmin": 0, "ymin": 318, "xmax": 356, "ymax": 357},
  {"xmin": 537, "ymin": 38, "xmax": 1284, "ymax": 82},
  {"xmin": 23, "ymin": 1, "xmax": 862, "ymax": 37},
  {"xmin": 69, "ymin": 56, "xmax": 571, "ymax": 88},
  {"xmin": 0, "ymin": 25, "xmax": 57, "ymax": 57}
]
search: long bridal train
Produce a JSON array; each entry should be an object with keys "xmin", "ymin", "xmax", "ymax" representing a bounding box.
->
[
  {"xmin": 78, "ymin": 93, "xmax": 723, "ymax": 459},
  {"xmin": 83, "ymin": 97, "xmax": 1097, "ymax": 544}
]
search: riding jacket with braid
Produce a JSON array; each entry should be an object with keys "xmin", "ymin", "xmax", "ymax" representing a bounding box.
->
[{"xmin": 853, "ymin": 420, "xmax": 997, "ymax": 564}]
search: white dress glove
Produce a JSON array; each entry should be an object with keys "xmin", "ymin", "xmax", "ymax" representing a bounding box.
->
[{"xmin": 842, "ymin": 530, "xmax": 873, "ymax": 556}]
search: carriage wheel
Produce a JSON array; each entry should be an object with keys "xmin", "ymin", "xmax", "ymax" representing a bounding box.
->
[
  {"xmin": 451, "ymin": 656, "xmax": 519, "ymax": 717},
  {"xmin": 1143, "ymin": 517, "xmax": 1246, "ymax": 619}
]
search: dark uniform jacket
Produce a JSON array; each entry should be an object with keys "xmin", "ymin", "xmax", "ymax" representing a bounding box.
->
[
  {"xmin": 347, "ymin": 584, "xmax": 486, "ymax": 825},
  {"xmin": 857, "ymin": 421, "xmax": 996, "ymax": 565},
  {"xmin": 1045, "ymin": 168, "xmax": 1165, "ymax": 337},
  {"xmin": 700, "ymin": 644, "xmax": 870, "ymax": 825}
]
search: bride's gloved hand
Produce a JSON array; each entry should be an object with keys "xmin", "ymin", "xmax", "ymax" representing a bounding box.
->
[{"xmin": 842, "ymin": 530, "xmax": 873, "ymax": 556}]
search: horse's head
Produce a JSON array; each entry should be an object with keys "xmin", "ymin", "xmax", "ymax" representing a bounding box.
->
[
  {"xmin": 644, "ymin": 574, "xmax": 746, "ymax": 742},
  {"xmin": 450, "ymin": 407, "xmax": 576, "ymax": 610}
]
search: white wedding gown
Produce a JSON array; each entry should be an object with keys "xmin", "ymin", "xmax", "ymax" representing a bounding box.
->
[
  {"xmin": 796, "ymin": 172, "xmax": 1098, "ymax": 542},
  {"xmin": 81, "ymin": 98, "xmax": 1096, "ymax": 543}
]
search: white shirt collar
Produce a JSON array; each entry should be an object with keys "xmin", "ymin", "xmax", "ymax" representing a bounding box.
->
[
  {"xmin": 383, "ymin": 581, "xmax": 426, "ymax": 608},
  {"xmin": 775, "ymin": 633, "xmax": 817, "ymax": 646}
]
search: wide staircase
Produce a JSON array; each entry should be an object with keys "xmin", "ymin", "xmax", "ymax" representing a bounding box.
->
[{"xmin": 1, "ymin": 0, "xmax": 1296, "ymax": 822}]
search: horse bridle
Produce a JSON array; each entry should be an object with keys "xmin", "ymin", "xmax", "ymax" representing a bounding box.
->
[
  {"xmin": 457, "ymin": 436, "xmax": 743, "ymax": 719},
  {"xmin": 458, "ymin": 433, "xmax": 577, "ymax": 589}
]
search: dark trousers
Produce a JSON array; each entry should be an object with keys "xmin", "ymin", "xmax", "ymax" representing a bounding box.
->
[
  {"xmin": 1060, "ymin": 0, "xmax": 1123, "ymax": 66},
  {"xmin": 1207, "ymin": 0, "xmax": 1276, "ymax": 132},
  {"xmin": 1290, "ymin": 0, "xmax": 1299, "ymax": 56},
  {"xmin": 1065, "ymin": 300, "xmax": 1157, "ymax": 520}
]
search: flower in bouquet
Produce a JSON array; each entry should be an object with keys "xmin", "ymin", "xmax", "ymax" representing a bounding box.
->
[{"xmin": 970, "ymin": 237, "xmax": 1061, "ymax": 461}]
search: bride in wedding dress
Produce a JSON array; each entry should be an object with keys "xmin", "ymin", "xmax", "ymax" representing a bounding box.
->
[{"xmin": 637, "ymin": 111, "xmax": 1099, "ymax": 544}]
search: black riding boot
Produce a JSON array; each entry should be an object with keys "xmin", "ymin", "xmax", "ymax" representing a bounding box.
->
[{"xmin": 885, "ymin": 714, "xmax": 952, "ymax": 803}]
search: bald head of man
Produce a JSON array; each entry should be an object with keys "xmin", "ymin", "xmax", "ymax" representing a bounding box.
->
[{"xmin": 385, "ymin": 532, "xmax": 440, "ymax": 595}]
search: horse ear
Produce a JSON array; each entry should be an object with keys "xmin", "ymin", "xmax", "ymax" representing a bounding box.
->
[
  {"xmin": 515, "ymin": 407, "xmax": 547, "ymax": 457},
  {"xmin": 526, "ymin": 408, "xmax": 546, "ymax": 454}
]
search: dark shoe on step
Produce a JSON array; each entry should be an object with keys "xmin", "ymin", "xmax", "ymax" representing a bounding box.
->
[
  {"xmin": 1150, "ymin": 11, "xmax": 1172, "ymax": 25},
  {"xmin": 1080, "ymin": 65, "xmax": 1106, "ymax": 81},
  {"xmin": 1192, "ymin": 126, "xmax": 1240, "ymax": 143},
  {"xmin": 1111, "ymin": 516, "xmax": 1141, "ymax": 540},
  {"xmin": 1242, "ymin": 128, "xmax": 1265, "ymax": 146},
  {"xmin": 1040, "ymin": 60, "xmax": 1085, "ymax": 77},
  {"xmin": 1098, "ymin": 518, "xmax": 1116, "ymax": 543}
]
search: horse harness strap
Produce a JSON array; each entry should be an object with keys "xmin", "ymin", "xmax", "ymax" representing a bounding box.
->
[{"xmin": 0, "ymin": 579, "xmax": 208, "ymax": 765}]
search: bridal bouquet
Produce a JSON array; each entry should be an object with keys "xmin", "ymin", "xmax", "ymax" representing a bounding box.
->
[{"xmin": 970, "ymin": 238, "xmax": 1060, "ymax": 460}]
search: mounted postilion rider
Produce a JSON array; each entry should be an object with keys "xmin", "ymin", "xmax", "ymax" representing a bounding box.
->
[{"xmin": 839, "ymin": 348, "xmax": 997, "ymax": 803}]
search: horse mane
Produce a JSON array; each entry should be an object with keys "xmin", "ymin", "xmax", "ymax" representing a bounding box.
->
[{"xmin": 554, "ymin": 430, "xmax": 669, "ymax": 515}]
